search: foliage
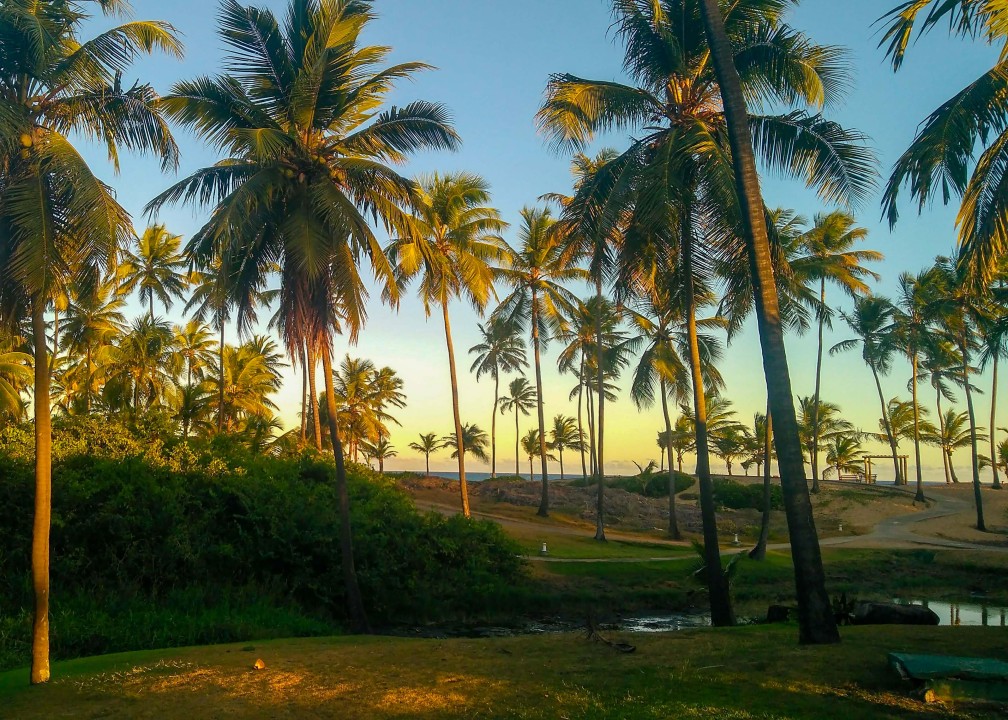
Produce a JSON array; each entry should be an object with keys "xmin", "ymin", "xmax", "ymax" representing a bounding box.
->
[
  {"xmin": 711, "ymin": 478, "xmax": 783, "ymax": 512},
  {"xmin": 0, "ymin": 419, "xmax": 525, "ymax": 666}
]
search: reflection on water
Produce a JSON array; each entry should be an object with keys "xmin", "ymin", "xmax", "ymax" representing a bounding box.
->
[
  {"xmin": 619, "ymin": 614, "xmax": 710, "ymax": 632},
  {"xmin": 895, "ymin": 599, "xmax": 1008, "ymax": 627}
]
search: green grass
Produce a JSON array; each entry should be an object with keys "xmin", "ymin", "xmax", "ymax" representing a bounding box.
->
[{"xmin": 2, "ymin": 626, "xmax": 1004, "ymax": 718}]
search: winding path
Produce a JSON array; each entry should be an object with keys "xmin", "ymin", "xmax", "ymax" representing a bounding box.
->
[{"xmin": 415, "ymin": 486, "xmax": 1007, "ymax": 562}]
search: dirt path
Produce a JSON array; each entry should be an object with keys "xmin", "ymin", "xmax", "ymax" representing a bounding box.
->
[{"xmin": 414, "ymin": 483, "xmax": 1008, "ymax": 562}]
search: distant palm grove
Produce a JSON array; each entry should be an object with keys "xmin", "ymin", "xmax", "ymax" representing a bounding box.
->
[{"xmin": 1, "ymin": 0, "xmax": 1006, "ymax": 682}]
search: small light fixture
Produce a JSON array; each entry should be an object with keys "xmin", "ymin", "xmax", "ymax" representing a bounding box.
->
[{"xmin": 540, "ymin": 542, "xmax": 548, "ymax": 556}]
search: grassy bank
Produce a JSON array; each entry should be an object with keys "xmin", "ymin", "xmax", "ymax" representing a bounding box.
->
[{"xmin": 2, "ymin": 625, "xmax": 1003, "ymax": 718}]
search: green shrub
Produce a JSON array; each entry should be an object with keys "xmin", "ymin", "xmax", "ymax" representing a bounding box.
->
[
  {"xmin": 606, "ymin": 470, "xmax": 695, "ymax": 497},
  {"xmin": 0, "ymin": 419, "xmax": 526, "ymax": 667},
  {"xmin": 711, "ymin": 478, "xmax": 782, "ymax": 511}
]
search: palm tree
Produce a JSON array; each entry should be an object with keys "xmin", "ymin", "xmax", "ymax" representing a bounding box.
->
[
  {"xmin": 443, "ymin": 423, "xmax": 490, "ymax": 464},
  {"xmin": 409, "ymin": 433, "xmax": 444, "ymax": 476},
  {"xmin": 495, "ymin": 206, "xmax": 587, "ymax": 515},
  {"xmin": 521, "ymin": 428, "xmax": 557, "ymax": 482},
  {"xmin": 919, "ymin": 338, "xmax": 963, "ymax": 484},
  {"xmin": 667, "ymin": 415, "xmax": 694, "ymax": 475},
  {"xmin": 978, "ymin": 277, "xmax": 1008, "ymax": 489},
  {"xmin": 171, "ymin": 382, "xmax": 214, "ymax": 440},
  {"xmin": 798, "ymin": 211, "xmax": 881, "ymax": 487},
  {"xmin": 150, "ymin": 0, "xmax": 459, "ymax": 634},
  {"xmin": 361, "ymin": 437, "xmax": 396, "ymax": 473},
  {"xmin": 61, "ymin": 282, "xmax": 126, "ymax": 413},
  {"xmin": 469, "ymin": 316, "xmax": 528, "ymax": 478},
  {"xmin": 499, "ymin": 377, "xmax": 537, "ymax": 478},
  {"xmin": 893, "ymin": 270, "xmax": 942, "ymax": 502},
  {"xmin": 542, "ymin": 0, "xmax": 868, "ymax": 636},
  {"xmin": 925, "ymin": 410, "xmax": 980, "ymax": 485},
  {"xmin": 879, "ymin": 1, "xmax": 1008, "ymax": 283},
  {"xmin": 629, "ymin": 279, "xmax": 723, "ymax": 539},
  {"xmin": 0, "ymin": 0, "xmax": 181, "ymax": 680},
  {"xmin": 387, "ymin": 172, "xmax": 508, "ymax": 518},
  {"xmin": 711, "ymin": 425, "xmax": 752, "ymax": 476},
  {"xmin": 118, "ymin": 224, "xmax": 188, "ymax": 322},
  {"xmin": 832, "ymin": 296, "xmax": 903, "ymax": 484},
  {"xmin": 930, "ymin": 253, "xmax": 991, "ymax": 529},
  {"xmin": 174, "ymin": 320, "xmax": 216, "ymax": 390},
  {"xmin": 542, "ymin": 151, "xmax": 623, "ymax": 542},
  {"xmin": 797, "ymin": 396, "xmax": 854, "ymax": 474},
  {"xmin": 110, "ymin": 317, "xmax": 178, "ymax": 413},
  {"xmin": 825, "ymin": 435, "xmax": 865, "ymax": 481},
  {"xmin": 879, "ymin": 398, "xmax": 938, "ymax": 453},
  {"xmin": 697, "ymin": 0, "xmax": 865, "ymax": 643},
  {"xmin": 548, "ymin": 415, "xmax": 583, "ymax": 482}
]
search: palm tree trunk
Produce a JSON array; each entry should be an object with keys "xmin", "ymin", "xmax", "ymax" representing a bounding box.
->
[
  {"xmin": 559, "ymin": 445, "xmax": 565, "ymax": 482},
  {"xmin": 300, "ymin": 341, "xmax": 308, "ymax": 445},
  {"xmin": 320, "ymin": 348, "xmax": 370, "ymax": 633},
  {"xmin": 698, "ymin": 0, "xmax": 836, "ymax": 643},
  {"xmin": 425, "ymin": 451, "xmax": 430, "ymax": 476},
  {"xmin": 871, "ymin": 364, "xmax": 902, "ymax": 483},
  {"xmin": 750, "ymin": 401, "xmax": 773, "ymax": 560},
  {"xmin": 911, "ymin": 354, "xmax": 926, "ymax": 503},
  {"xmin": 682, "ymin": 196, "xmax": 732, "ymax": 626},
  {"xmin": 594, "ymin": 277, "xmax": 606, "ymax": 542},
  {"xmin": 217, "ymin": 321, "xmax": 225, "ymax": 433},
  {"xmin": 660, "ymin": 377, "xmax": 681, "ymax": 540},
  {"xmin": 531, "ymin": 294, "xmax": 550, "ymax": 516},
  {"xmin": 491, "ymin": 373, "xmax": 499, "ymax": 478},
  {"xmin": 578, "ymin": 355, "xmax": 587, "ymax": 481},
  {"xmin": 529, "ymin": 455, "xmax": 534, "ymax": 482},
  {"xmin": 31, "ymin": 297, "xmax": 52, "ymax": 684},
  {"xmin": 85, "ymin": 344, "xmax": 92, "ymax": 414},
  {"xmin": 990, "ymin": 353, "xmax": 1001, "ymax": 489},
  {"xmin": 514, "ymin": 408, "xmax": 520, "ymax": 478},
  {"xmin": 936, "ymin": 382, "xmax": 951, "ymax": 483},
  {"xmin": 961, "ymin": 339, "xmax": 986, "ymax": 530},
  {"xmin": 307, "ymin": 345, "xmax": 322, "ymax": 451},
  {"xmin": 811, "ymin": 279, "xmax": 826, "ymax": 492},
  {"xmin": 587, "ymin": 379, "xmax": 597, "ymax": 477},
  {"xmin": 441, "ymin": 302, "xmax": 470, "ymax": 517}
]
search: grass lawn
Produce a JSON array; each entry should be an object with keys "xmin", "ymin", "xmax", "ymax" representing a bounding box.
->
[{"xmin": 1, "ymin": 625, "xmax": 1004, "ymax": 719}]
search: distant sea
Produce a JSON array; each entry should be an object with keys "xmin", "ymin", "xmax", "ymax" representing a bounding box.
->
[{"xmin": 423, "ymin": 471, "xmax": 570, "ymax": 482}]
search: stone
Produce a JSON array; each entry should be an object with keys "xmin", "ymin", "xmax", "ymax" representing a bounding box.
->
[{"xmin": 851, "ymin": 602, "xmax": 940, "ymax": 626}]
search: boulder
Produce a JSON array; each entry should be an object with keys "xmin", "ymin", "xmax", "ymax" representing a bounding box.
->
[{"xmin": 851, "ymin": 602, "xmax": 940, "ymax": 626}]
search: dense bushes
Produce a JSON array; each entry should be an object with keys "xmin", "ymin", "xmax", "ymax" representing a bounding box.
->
[
  {"xmin": 711, "ymin": 478, "xmax": 783, "ymax": 511},
  {"xmin": 570, "ymin": 469, "xmax": 696, "ymax": 497},
  {"xmin": 0, "ymin": 417, "xmax": 525, "ymax": 668}
]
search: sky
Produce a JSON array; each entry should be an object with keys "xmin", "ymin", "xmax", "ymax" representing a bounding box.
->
[{"xmin": 82, "ymin": 0, "xmax": 1002, "ymax": 481}]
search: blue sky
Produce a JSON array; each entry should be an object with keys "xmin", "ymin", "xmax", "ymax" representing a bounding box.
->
[{"xmin": 86, "ymin": 1, "xmax": 1001, "ymax": 480}]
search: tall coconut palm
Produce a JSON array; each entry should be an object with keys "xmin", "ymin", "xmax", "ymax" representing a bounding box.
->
[
  {"xmin": 930, "ymin": 253, "xmax": 991, "ymax": 529},
  {"xmin": 409, "ymin": 433, "xmax": 444, "ymax": 476},
  {"xmin": 925, "ymin": 409, "xmax": 980, "ymax": 485},
  {"xmin": 879, "ymin": 1, "xmax": 1008, "ymax": 283},
  {"xmin": 825, "ymin": 435, "xmax": 865, "ymax": 481},
  {"xmin": 469, "ymin": 316, "xmax": 528, "ymax": 479},
  {"xmin": 521, "ymin": 428, "xmax": 557, "ymax": 482},
  {"xmin": 796, "ymin": 396, "xmax": 854, "ymax": 473},
  {"xmin": 442, "ymin": 423, "xmax": 490, "ymax": 464},
  {"xmin": 629, "ymin": 279, "xmax": 724, "ymax": 539},
  {"xmin": 798, "ymin": 211, "xmax": 881, "ymax": 488},
  {"xmin": 0, "ymin": 0, "xmax": 180, "ymax": 681},
  {"xmin": 499, "ymin": 377, "xmax": 537, "ymax": 478},
  {"xmin": 61, "ymin": 282, "xmax": 126, "ymax": 413},
  {"xmin": 548, "ymin": 415, "xmax": 583, "ymax": 482},
  {"xmin": 149, "ymin": 0, "xmax": 460, "ymax": 634},
  {"xmin": 495, "ymin": 206, "xmax": 587, "ymax": 515},
  {"xmin": 894, "ymin": 269, "xmax": 942, "ymax": 501},
  {"xmin": 711, "ymin": 425, "xmax": 752, "ymax": 476},
  {"xmin": 118, "ymin": 224, "xmax": 188, "ymax": 322},
  {"xmin": 543, "ymin": 0, "xmax": 870, "ymax": 637},
  {"xmin": 387, "ymin": 172, "xmax": 508, "ymax": 517},
  {"xmin": 173, "ymin": 320, "xmax": 216, "ymax": 390},
  {"xmin": 361, "ymin": 437, "xmax": 396, "ymax": 473},
  {"xmin": 542, "ymin": 151, "xmax": 623, "ymax": 542},
  {"xmin": 919, "ymin": 337, "xmax": 963, "ymax": 484},
  {"xmin": 978, "ymin": 277, "xmax": 1008, "ymax": 489},
  {"xmin": 832, "ymin": 296, "xmax": 903, "ymax": 484}
]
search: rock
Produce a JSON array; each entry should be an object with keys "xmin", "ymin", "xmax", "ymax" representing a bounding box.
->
[
  {"xmin": 253, "ymin": 658, "xmax": 266, "ymax": 670},
  {"xmin": 851, "ymin": 602, "xmax": 940, "ymax": 626}
]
